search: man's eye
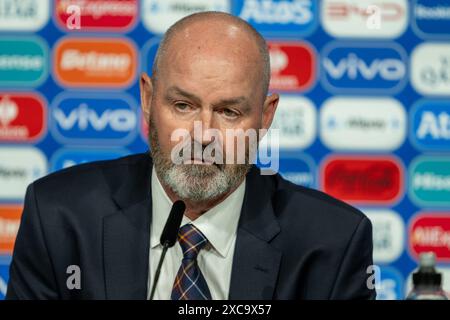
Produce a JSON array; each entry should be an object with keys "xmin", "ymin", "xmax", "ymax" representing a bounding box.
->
[
  {"xmin": 174, "ymin": 103, "xmax": 191, "ymax": 112},
  {"xmin": 222, "ymin": 108, "xmax": 239, "ymax": 118}
]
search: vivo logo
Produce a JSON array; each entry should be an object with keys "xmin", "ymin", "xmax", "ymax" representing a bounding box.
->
[
  {"xmin": 321, "ymin": 42, "xmax": 407, "ymax": 94},
  {"xmin": 50, "ymin": 94, "xmax": 137, "ymax": 145}
]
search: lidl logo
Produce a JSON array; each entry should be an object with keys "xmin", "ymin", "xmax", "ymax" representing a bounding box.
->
[
  {"xmin": 50, "ymin": 93, "xmax": 138, "ymax": 145},
  {"xmin": 320, "ymin": 97, "xmax": 406, "ymax": 151},
  {"xmin": 0, "ymin": 147, "xmax": 47, "ymax": 201},
  {"xmin": 409, "ymin": 213, "xmax": 450, "ymax": 263},
  {"xmin": 268, "ymin": 41, "xmax": 316, "ymax": 92},
  {"xmin": 0, "ymin": 93, "xmax": 47, "ymax": 143},
  {"xmin": 234, "ymin": 0, "xmax": 318, "ymax": 37},
  {"xmin": 321, "ymin": 42, "xmax": 407, "ymax": 94},
  {"xmin": 0, "ymin": 37, "xmax": 48, "ymax": 87},
  {"xmin": 321, "ymin": 0, "xmax": 408, "ymax": 39},
  {"xmin": 0, "ymin": 0, "xmax": 49, "ymax": 31},
  {"xmin": 413, "ymin": 0, "xmax": 450, "ymax": 38},
  {"xmin": 409, "ymin": 156, "xmax": 450, "ymax": 207},
  {"xmin": 142, "ymin": 0, "xmax": 230, "ymax": 34},
  {"xmin": 411, "ymin": 43, "xmax": 450, "ymax": 96},
  {"xmin": 55, "ymin": 0, "xmax": 138, "ymax": 32},
  {"xmin": 321, "ymin": 155, "xmax": 404, "ymax": 205},
  {"xmin": 53, "ymin": 37, "xmax": 137, "ymax": 88},
  {"xmin": 0, "ymin": 206, "xmax": 22, "ymax": 254},
  {"xmin": 410, "ymin": 100, "xmax": 450, "ymax": 152},
  {"xmin": 50, "ymin": 148, "xmax": 129, "ymax": 172}
]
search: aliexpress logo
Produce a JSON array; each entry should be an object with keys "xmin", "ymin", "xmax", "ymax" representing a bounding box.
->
[
  {"xmin": 321, "ymin": 155, "xmax": 404, "ymax": 205},
  {"xmin": 0, "ymin": 206, "xmax": 22, "ymax": 254},
  {"xmin": 409, "ymin": 214, "xmax": 450, "ymax": 263},
  {"xmin": 0, "ymin": 93, "xmax": 47, "ymax": 143},
  {"xmin": 53, "ymin": 37, "xmax": 137, "ymax": 88}
]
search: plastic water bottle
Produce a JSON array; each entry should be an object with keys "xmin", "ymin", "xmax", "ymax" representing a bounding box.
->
[{"xmin": 406, "ymin": 252, "xmax": 448, "ymax": 300}]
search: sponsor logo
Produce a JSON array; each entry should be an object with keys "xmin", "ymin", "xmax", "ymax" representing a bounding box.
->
[
  {"xmin": 0, "ymin": 93, "xmax": 46, "ymax": 143},
  {"xmin": 0, "ymin": 0, "xmax": 49, "ymax": 31},
  {"xmin": 365, "ymin": 209, "xmax": 405, "ymax": 264},
  {"xmin": 50, "ymin": 148, "xmax": 129, "ymax": 172},
  {"xmin": 413, "ymin": 0, "xmax": 450, "ymax": 38},
  {"xmin": 410, "ymin": 214, "xmax": 450, "ymax": 263},
  {"xmin": 411, "ymin": 43, "xmax": 450, "ymax": 96},
  {"xmin": 321, "ymin": 42, "xmax": 407, "ymax": 94},
  {"xmin": 0, "ymin": 147, "xmax": 47, "ymax": 201},
  {"xmin": 50, "ymin": 93, "xmax": 138, "ymax": 145},
  {"xmin": 0, "ymin": 256, "xmax": 11, "ymax": 299},
  {"xmin": 234, "ymin": 0, "xmax": 318, "ymax": 37},
  {"xmin": 277, "ymin": 154, "xmax": 315, "ymax": 188},
  {"xmin": 268, "ymin": 41, "xmax": 316, "ymax": 92},
  {"xmin": 259, "ymin": 95, "xmax": 316, "ymax": 150},
  {"xmin": 142, "ymin": 0, "xmax": 230, "ymax": 34},
  {"xmin": 0, "ymin": 37, "xmax": 48, "ymax": 87},
  {"xmin": 320, "ymin": 97, "xmax": 406, "ymax": 151},
  {"xmin": 54, "ymin": 0, "xmax": 138, "ymax": 32},
  {"xmin": 409, "ymin": 156, "xmax": 450, "ymax": 207},
  {"xmin": 53, "ymin": 37, "xmax": 137, "ymax": 88},
  {"xmin": 0, "ymin": 206, "xmax": 22, "ymax": 254},
  {"xmin": 410, "ymin": 100, "xmax": 450, "ymax": 152},
  {"xmin": 321, "ymin": 155, "xmax": 404, "ymax": 205},
  {"xmin": 321, "ymin": 0, "xmax": 408, "ymax": 39},
  {"xmin": 374, "ymin": 266, "xmax": 404, "ymax": 300}
]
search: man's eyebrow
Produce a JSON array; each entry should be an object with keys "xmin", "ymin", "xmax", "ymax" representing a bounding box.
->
[{"xmin": 165, "ymin": 86, "xmax": 202, "ymax": 105}]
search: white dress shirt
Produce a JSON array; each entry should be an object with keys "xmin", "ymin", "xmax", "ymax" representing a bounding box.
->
[{"xmin": 147, "ymin": 167, "xmax": 246, "ymax": 300}]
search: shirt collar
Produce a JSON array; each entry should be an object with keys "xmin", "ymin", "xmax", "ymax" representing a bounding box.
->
[{"xmin": 150, "ymin": 167, "xmax": 245, "ymax": 258}]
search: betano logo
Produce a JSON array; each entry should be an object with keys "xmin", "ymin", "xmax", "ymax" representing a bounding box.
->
[
  {"xmin": 51, "ymin": 93, "xmax": 138, "ymax": 145},
  {"xmin": 54, "ymin": 0, "xmax": 138, "ymax": 32},
  {"xmin": 411, "ymin": 43, "xmax": 450, "ymax": 96},
  {"xmin": 0, "ymin": 37, "xmax": 48, "ymax": 86},
  {"xmin": 142, "ymin": 0, "xmax": 230, "ymax": 34},
  {"xmin": 409, "ymin": 213, "xmax": 450, "ymax": 263},
  {"xmin": 321, "ymin": 0, "xmax": 408, "ymax": 39},
  {"xmin": 0, "ymin": 206, "xmax": 22, "ymax": 254},
  {"xmin": 235, "ymin": 0, "xmax": 318, "ymax": 37},
  {"xmin": 320, "ymin": 97, "xmax": 406, "ymax": 151},
  {"xmin": 321, "ymin": 42, "xmax": 407, "ymax": 94},
  {"xmin": 410, "ymin": 100, "xmax": 450, "ymax": 152},
  {"xmin": 0, "ymin": 0, "xmax": 49, "ymax": 31},
  {"xmin": 268, "ymin": 41, "xmax": 316, "ymax": 92},
  {"xmin": 0, "ymin": 93, "xmax": 46, "ymax": 143},
  {"xmin": 321, "ymin": 155, "xmax": 404, "ymax": 205},
  {"xmin": 409, "ymin": 156, "xmax": 450, "ymax": 207},
  {"xmin": 54, "ymin": 37, "xmax": 137, "ymax": 88},
  {"xmin": 413, "ymin": 0, "xmax": 450, "ymax": 38}
]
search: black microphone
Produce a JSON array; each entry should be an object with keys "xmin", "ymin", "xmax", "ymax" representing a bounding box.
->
[{"xmin": 149, "ymin": 200, "xmax": 186, "ymax": 300}]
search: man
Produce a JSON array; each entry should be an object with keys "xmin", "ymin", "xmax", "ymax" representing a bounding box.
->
[{"xmin": 6, "ymin": 12, "xmax": 375, "ymax": 300}]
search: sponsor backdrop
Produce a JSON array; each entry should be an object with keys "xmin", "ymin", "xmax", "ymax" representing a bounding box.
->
[{"xmin": 0, "ymin": 0, "xmax": 449, "ymax": 300}]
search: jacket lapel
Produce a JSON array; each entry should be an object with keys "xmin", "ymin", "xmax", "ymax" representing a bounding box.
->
[
  {"xmin": 103, "ymin": 154, "xmax": 153, "ymax": 299},
  {"xmin": 229, "ymin": 167, "xmax": 282, "ymax": 300}
]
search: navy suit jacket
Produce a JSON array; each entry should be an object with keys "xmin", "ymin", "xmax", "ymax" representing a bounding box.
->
[{"xmin": 6, "ymin": 152, "xmax": 376, "ymax": 300}]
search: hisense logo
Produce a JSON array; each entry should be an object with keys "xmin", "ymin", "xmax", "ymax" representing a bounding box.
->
[
  {"xmin": 0, "ymin": 54, "xmax": 43, "ymax": 71},
  {"xmin": 413, "ymin": 172, "xmax": 450, "ymax": 191}
]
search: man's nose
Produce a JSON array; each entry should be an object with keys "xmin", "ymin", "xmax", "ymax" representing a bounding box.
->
[{"xmin": 195, "ymin": 109, "xmax": 217, "ymax": 145}]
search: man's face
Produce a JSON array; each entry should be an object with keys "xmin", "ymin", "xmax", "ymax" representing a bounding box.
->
[{"xmin": 141, "ymin": 27, "xmax": 278, "ymax": 203}]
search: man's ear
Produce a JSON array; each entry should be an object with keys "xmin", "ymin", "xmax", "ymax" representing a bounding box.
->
[
  {"xmin": 140, "ymin": 72, "xmax": 153, "ymax": 125},
  {"xmin": 261, "ymin": 93, "xmax": 279, "ymax": 131}
]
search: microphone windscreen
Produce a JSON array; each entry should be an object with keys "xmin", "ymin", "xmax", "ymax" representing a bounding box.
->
[{"xmin": 160, "ymin": 200, "xmax": 186, "ymax": 247}]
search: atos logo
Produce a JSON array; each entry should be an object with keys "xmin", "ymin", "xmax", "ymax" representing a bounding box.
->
[
  {"xmin": 410, "ymin": 100, "xmax": 450, "ymax": 152},
  {"xmin": 234, "ymin": 0, "xmax": 318, "ymax": 37},
  {"xmin": 50, "ymin": 148, "xmax": 129, "ymax": 172},
  {"xmin": 413, "ymin": 0, "xmax": 450, "ymax": 38},
  {"xmin": 50, "ymin": 93, "xmax": 138, "ymax": 146},
  {"xmin": 321, "ymin": 0, "xmax": 408, "ymax": 39},
  {"xmin": 54, "ymin": 0, "xmax": 138, "ymax": 32},
  {"xmin": 409, "ymin": 156, "xmax": 450, "ymax": 207},
  {"xmin": 409, "ymin": 213, "xmax": 450, "ymax": 263},
  {"xmin": 0, "ymin": 257, "xmax": 11, "ymax": 300},
  {"xmin": 0, "ymin": 206, "xmax": 22, "ymax": 254},
  {"xmin": 268, "ymin": 41, "xmax": 316, "ymax": 92},
  {"xmin": 0, "ymin": 93, "xmax": 47, "ymax": 143},
  {"xmin": 321, "ymin": 42, "xmax": 407, "ymax": 94},
  {"xmin": 375, "ymin": 266, "xmax": 404, "ymax": 300},
  {"xmin": 278, "ymin": 154, "xmax": 315, "ymax": 188},
  {"xmin": 321, "ymin": 155, "xmax": 404, "ymax": 205}
]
